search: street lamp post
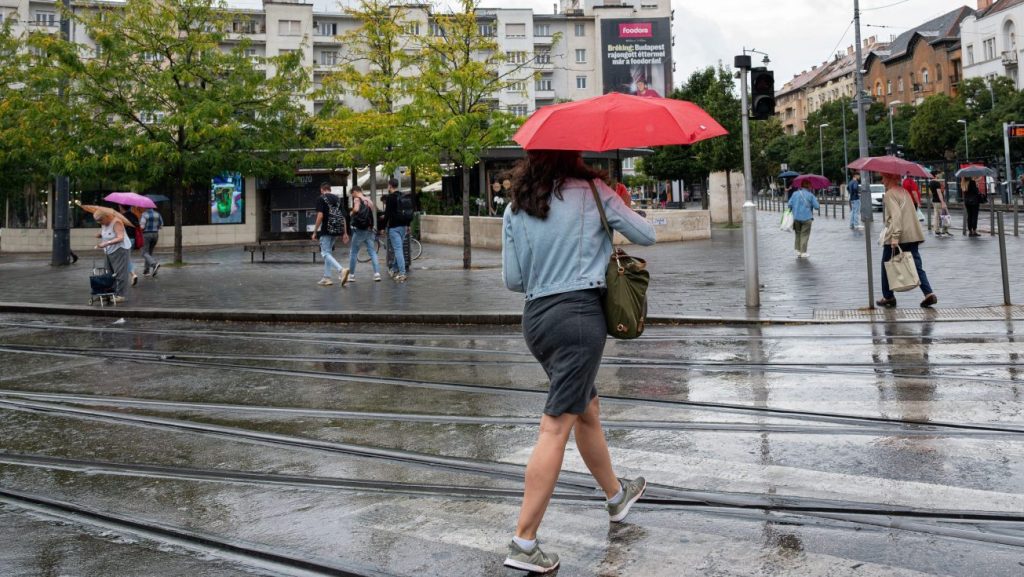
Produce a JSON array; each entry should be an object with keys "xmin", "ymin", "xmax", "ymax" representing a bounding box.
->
[
  {"xmin": 958, "ymin": 119, "xmax": 969, "ymax": 160},
  {"xmin": 818, "ymin": 123, "xmax": 829, "ymax": 177}
]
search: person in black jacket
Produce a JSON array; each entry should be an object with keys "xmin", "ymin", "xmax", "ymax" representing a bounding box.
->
[
  {"xmin": 382, "ymin": 178, "xmax": 414, "ymax": 282},
  {"xmin": 961, "ymin": 176, "xmax": 984, "ymax": 237}
]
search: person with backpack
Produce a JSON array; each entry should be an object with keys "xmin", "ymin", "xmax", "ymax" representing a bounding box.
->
[
  {"xmin": 311, "ymin": 182, "xmax": 350, "ymax": 286},
  {"xmin": 383, "ymin": 178, "xmax": 415, "ymax": 282},
  {"xmin": 346, "ymin": 186, "xmax": 381, "ymax": 283},
  {"xmin": 139, "ymin": 205, "xmax": 164, "ymax": 277}
]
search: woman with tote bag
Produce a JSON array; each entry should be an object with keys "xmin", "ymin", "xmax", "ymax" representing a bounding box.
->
[{"xmin": 877, "ymin": 171, "xmax": 938, "ymax": 308}]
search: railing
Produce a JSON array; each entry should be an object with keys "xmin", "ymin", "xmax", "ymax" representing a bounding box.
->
[{"xmin": 1003, "ymin": 50, "xmax": 1018, "ymax": 67}]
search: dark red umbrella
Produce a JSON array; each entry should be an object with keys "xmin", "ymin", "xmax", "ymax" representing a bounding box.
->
[
  {"xmin": 791, "ymin": 174, "xmax": 830, "ymax": 190},
  {"xmin": 513, "ymin": 92, "xmax": 728, "ymax": 152},
  {"xmin": 847, "ymin": 155, "xmax": 932, "ymax": 178}
]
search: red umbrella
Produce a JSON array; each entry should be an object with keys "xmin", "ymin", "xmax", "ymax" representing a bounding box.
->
[
  {"xmin": 791, "ymin": 174, "xmax": 830, "ymax": 190},
  {"xmin": 104, "ymin": 192, "xmax": 157, "ymax": 209},
  {"xmin": 513, "ymin": 92, "xmax": 728, "ymax": 152},
  {"xmin": 847, "ymin": 155, "xmax": 932, "ymax": 178}
]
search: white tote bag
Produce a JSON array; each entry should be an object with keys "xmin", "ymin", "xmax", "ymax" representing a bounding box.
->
[{"xmin": 780, "ymin": 209, "xmax": 794, "ymax": 232}]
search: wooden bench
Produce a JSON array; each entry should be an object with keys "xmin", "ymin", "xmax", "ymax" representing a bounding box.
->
[{"xmin": 243, "ymin": 240, "xmax": 321, "ymax": 263}]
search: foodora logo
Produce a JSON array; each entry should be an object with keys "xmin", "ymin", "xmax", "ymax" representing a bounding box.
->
[{"xmin": 619, "ymin": 23, "xmax": 652, "ymax": 38}]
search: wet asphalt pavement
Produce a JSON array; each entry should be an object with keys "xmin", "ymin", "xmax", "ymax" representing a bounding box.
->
[{"xmin": 2, "ymin": 313, "xmax": 1024, "ymax": 576}]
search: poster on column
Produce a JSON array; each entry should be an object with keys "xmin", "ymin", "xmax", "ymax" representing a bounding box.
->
[
  {"xmin": 601, "ymin": 18, "xmax": 672, "ymax": 98},
  {"xmin": 210, "ymin": 172, "xmax": 245, "ymax": 224}
]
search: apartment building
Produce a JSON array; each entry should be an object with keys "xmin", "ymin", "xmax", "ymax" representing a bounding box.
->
[{"xmin": 960, "ymin": 0, "xmax": 1024, "ymax": 90}]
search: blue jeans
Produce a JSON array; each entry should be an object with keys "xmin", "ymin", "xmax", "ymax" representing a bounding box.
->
[
  {"xmin": 849, "ymin": 198, "xmax": 861, "ymax": 228},
  {"xmin": 388, "ymin": 226, "xmax": 407, "ymax": 275},
  {"xmin": 348, "ymin": 228, "xmax": 380, "ymax": 274},
  {"xmin": 319, "ymin": 235, "xmax": 344, "ymax": 278},
  {"xmin": 881, "ymin": 242, "xmax": 933, "ymax": 299}
]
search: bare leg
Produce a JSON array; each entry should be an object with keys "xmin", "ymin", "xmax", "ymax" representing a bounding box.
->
[
  {"xmin": 573, "ymin": 397, "xmax": 621, "ymax": 499},
  {"xmin": 514, "ymin": 412, "xmax": 577, "ymax": 540}
]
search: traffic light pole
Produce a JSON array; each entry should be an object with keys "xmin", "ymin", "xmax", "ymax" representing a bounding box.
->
[
  {"xmin": 735, "ymin": 54, "xmax": 759, "ymax": 308},
  {"xmin": 854, "ymin": 0, "xmax": 875, "ymax": 308}
]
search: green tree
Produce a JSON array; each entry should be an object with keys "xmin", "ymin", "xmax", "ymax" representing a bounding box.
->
[
  {"xmin": 52, "ymin": 0, "xmax": 309, "ymax": 263},
  {"xmin": 316, "ymin": 0, "xmax": 428, "ymax": 202},
  {"xmin": 693, "ymin": 66, "xmax": 742, "ymax": 223},
  {"xmin": 411, "ymin": 0, "xmax": 537, "ymax": 269},
  {"xmin": 909, "ymin": 94, "xmax": 968, "ymax": 160}
]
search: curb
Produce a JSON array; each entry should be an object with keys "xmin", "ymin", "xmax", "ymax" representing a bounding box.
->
[{"xmin": 2, "ymin": 301, "xmax": 1013, "ymax": 326}]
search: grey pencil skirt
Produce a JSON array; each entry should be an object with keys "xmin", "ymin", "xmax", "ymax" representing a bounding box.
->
[{"xmin": 522, "ymin": 289, "xmax": 607, "ymax": 416}]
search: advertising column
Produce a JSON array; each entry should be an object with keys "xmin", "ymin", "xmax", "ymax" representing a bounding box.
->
[{"xmin": 601, "ymin": 18, "xmax": 672, "ymax": 97}]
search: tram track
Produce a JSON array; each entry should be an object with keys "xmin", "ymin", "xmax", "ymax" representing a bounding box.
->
[
  {"xmin": 1, "ymin": 389, "xmax": 1020, "ymax": 438},
  {"xmin": 3, "ymin": 344, "xmax": 1024, "ymax": 435}
]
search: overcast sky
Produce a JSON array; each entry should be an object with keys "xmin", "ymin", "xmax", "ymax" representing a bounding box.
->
[{"xmin": 479, "ymin": 0, "xmax": 975, "ymax": 88}]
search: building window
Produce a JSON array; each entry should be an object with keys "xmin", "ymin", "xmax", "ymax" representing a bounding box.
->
[
  {"xmin": 886, "ymin": 80, "xmax": 891, "ymax": 95},
  {"xmin": 576, "ymin": 75, "xmax": 587, "ymax": 89},
  {"xmin": 403, "ymin": 22, "xmax": 420, "ymax": 36},
  {"xmin": 535, "ymin": 23, "xmax": 551, "ymax": 37},
  {"xmin": 505, "ymin": 51, "xmax": 526, "ymax": 64},
  {"xmin": 314, "ymin": 21, "xmax": 337, "ymax": 36},
  {"xmin": 141, "ymin": 52, "xmax": 162, "ymax": 63},
  {"xmin": 478, "ymin": 23, "xmax": 494, "ymax": 37},
  {"xmin": 966, "ymin": 44, "xmax": 975, "ymax": 65},
  {"xmin": 536, "ymin": 77, "xmax": 552, "ymax": 91},
  {"xmin": 244, "ymin": 48, "xmax": 260, "ymax": 61},
  {"xmin": 33, "ymin": 11, "xmax": 57, "ymax": 27},
  {"xmin": 279, "ymin": 20, "xmax": 302, "ymax": 36},
  {"xmin": 936, "ymin": 64, "xmax": 943, "ymax": 81},
  {"xmin": 898, "ymin": 77, "xmax": 904, "ymax": 92},
  {"xmin": 984, "ymin": 38, "xmax": 996, "ymax": 60},
  {"xmin": 506, "ymin": 23, "xmax": 526, "ymax": 38},
  {"xmin": 233, "ymin": 19, "xmax": 260, "ymax": 34},
  {"xmin": 507, "ymin": 80, "xmax": 527, "ymax": 92},
  {"xmin": 575, "ymin": 48, "xmax": 586, "ymax": 63},
  {"xmin": 429, "ymin": 22, "xmax": 444, "ymax": 37},
  {"xmin": 535, "ymin": 50, "xmax": 550, "ymax": 65},
  {"xmin": 922, "ymin": 68, "xmax": 929, "ymax": 84},
  {"xmin": 320, "ymin": 51, "xmax": 337, "ymax": 66},
  {"xmin": 876, "ymin": 82, "xmax": 882, "ymax": 96},
  {"xmin": 574, "ymin": 23, "xmax": 585, "ymax": 37},
  {"xmin": 509, "ymin": 104, "xmax": 529, "ymax": 116}
]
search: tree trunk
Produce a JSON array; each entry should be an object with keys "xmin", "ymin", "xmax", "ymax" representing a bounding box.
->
[
  {"xmin": 173, "ymin": 179, "xmax": 184, "ymax": 265},
  {"xmin": 462, "ymin": 163, "xmax": 472, "ymax": 269},
  {"xmin": 726, "ymin": 171, "xmax": 734, "ymax": 226}
]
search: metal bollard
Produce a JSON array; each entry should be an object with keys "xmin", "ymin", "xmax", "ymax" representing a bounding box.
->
[
  {"xmin": 998, "ymin": 212, "xmax": 1011, "ymax": 305},
  {"xmin": 990, "ymin": 194, "xmax": 996, "ymax": 236},
  {"xmin": 1014, "ymin": 194, "xmax": 1019, "ymax": 237}
]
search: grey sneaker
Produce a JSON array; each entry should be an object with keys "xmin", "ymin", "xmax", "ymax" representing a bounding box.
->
[
  {"xmin": 503, "ymin": 540, "xmax": 559, "ymax": 573},
  {"xmin": 607, "ymin": 476, "xmax": 646, "ymax": 522},
  {"xmin": 373, "ymin": 272, "xmax": 382, "ymax": 281}
]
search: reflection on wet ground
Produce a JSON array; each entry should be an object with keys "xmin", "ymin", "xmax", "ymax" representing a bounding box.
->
[{"xmin": 2, "ymin": 314, "xmax": 1024, "ymax": 576}]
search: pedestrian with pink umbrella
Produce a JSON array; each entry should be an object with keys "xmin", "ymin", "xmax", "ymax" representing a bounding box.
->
[{"xmin": 787, "ymin": 175, "xmax": 823, "ymax": 258}]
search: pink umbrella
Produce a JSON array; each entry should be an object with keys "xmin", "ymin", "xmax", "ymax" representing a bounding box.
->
[
  {"xmin": 104, "ymin": 192, "xmax": 157, "ymax": 209},
  {"xmin": 847, "ymin": 155, "xmax": 932, "ymax": 179},
  {"xmin": 791, "ymin": 174, "xmax": 830, "ymax": 190}
]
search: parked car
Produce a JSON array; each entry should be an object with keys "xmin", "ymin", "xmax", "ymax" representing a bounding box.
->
[{"xmin": 870, "ymin": 184, "xmax": 885, "ymax": 211}]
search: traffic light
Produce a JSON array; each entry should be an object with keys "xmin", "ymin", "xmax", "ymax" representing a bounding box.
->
[{"xmin": 750, "ymin": 67, "xmax": 775, "ymax": 120}]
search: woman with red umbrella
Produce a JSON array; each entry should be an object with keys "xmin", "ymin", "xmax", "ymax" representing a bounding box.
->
[
  {"xmin": 501, "ymin": 150, "xmax": 655, "ymax": 573},
  {"xmin": 877, "ymin": 171, "xmax": 938, "ymax": 308}
]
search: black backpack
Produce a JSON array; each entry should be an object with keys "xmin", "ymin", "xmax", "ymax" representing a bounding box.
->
[
  {"xmin": 351, "ymin": 198, "xmax": 373, "ymax": 230},
  {"xmin": 396, "ymin": 192, "xmax": 415, "ymax": 225},
  {"xmin": 324, "ymin": 195, "xmax": 346, "ymax": 235}
]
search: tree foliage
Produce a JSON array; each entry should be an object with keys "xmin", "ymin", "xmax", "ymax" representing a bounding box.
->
[{"xmin": 50, "ymin": 0, "xmax": 309, "ymax": 263}]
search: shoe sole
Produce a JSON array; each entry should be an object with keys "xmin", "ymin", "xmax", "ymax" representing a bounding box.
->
[
  {"xmin": 609, "ymin": 479, "xmax": 647, "ymax": 522},
  {"xmin": 503, "ymin": 558, "xmax": 559, "ymax": 573}
]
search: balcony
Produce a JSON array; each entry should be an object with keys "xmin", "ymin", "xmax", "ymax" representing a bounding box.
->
[{"xmin": 1003, "ymin": 50, "xmax": 1018, "ymax": 67}]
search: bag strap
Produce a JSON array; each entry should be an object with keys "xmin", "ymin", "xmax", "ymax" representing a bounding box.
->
[{"xmin": 587, "ymin": 180, "xmax": 623, "ymax": 271}]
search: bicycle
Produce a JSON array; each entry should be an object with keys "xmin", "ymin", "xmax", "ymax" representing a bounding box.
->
[{"xmin": 357, "ymin": 229, "xmax": 423, "ymax": 263}]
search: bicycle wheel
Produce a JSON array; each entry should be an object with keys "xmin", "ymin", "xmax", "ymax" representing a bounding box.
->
[
  {"xmin": 411, "ymin": 238, "xmax": 423, "ymax": 261},
  {"xmin": 356, "ymin": 236, "xmax": 384, "ymax": 263}
]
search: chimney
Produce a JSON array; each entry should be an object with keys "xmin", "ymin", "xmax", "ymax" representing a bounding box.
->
[{"xmin": 978, "ymin": 0, "xmax": 993, "ymax": 10}]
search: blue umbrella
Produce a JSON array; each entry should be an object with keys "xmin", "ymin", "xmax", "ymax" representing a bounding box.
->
[{"xmin": 779, "ymin": 170, "xmax": 800, "ymax": 179}]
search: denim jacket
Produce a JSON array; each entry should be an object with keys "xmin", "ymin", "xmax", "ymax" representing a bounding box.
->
[
  {"xmin": 788, "ymin": 188, "xmax": 820, "ymax": 222},
  {"xmin": 502, "ymin": 178, "xmax": 656, "ymax": 301}
]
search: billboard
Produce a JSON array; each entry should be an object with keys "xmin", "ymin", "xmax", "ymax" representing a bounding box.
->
[
  {"xmin": 210, "ymin": 172, "xmax": 244, "ymax": 224},
  {"xmin": 601, "ymin": 18, "xmax": 672, "ymax": 98}
]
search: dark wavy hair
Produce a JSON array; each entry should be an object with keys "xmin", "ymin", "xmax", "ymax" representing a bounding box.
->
[{"xmin": 508, "ymin": 150, "xmax": 606, "ymax": 219}]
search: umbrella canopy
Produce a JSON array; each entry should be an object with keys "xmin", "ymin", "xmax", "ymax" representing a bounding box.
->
[
  {"xmin": 513, "ymin": 92, "xmax": 728, "ymax": 152},
  {"xmin": 792, "ymin": 174, "xmax": 830, "ymax": 190},
  {"xmin": 76, "ymin": 203, "xmax": 132, "ymax": 228},
  {"xmin": 848, "ymin": 155, "xmax": 932, "ymax": 178},
  {"xmin": 954, "ymin": 165, "xmax": 996, "ymax": 178},
  {"xmin": 778, "ymin": 170, "xmax": 800, "ymax": 179},
  {"xmin": 104, "ymin": 192, "xmax": 157, "ymax": 209},
  {"xmin": 146, "ymin": 194, "xmax": 170, "ymax": 203}
]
